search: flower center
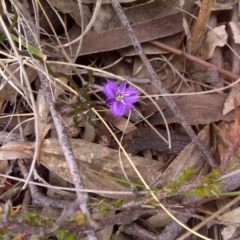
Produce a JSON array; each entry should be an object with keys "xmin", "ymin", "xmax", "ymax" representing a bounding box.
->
[{"xmin": 116, "ymin": 90, "xmax": 129, "ymax": 102}]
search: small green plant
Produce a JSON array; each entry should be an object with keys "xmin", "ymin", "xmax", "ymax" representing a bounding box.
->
[
  {"xmin": 113, "ymin": 199, "xmax": 123, "ymax": 208},
  {"xmin": 0, "ymin": 13, "xmax": 18, "ymax": 43},
  {"xmin": 57, "ymin": 229, "xmax": 76, "ymax": 240},
  {"xmin": 22, "ymin": 212, "xmax": 53, "ymax": 226},
  {"xmin": 54, "ymin": 71, "xmax": 96, "ymax": 127},
  {"xmin": 178, "ymin": 167, "xmax": 195, "ymax": 184},
  {"xmin": 0, "ymin": 228, "xmax": 10, "ymax": 240},
  {"xmin": 167, "ymin": 167, "xmax": 195, "ymax": 192},
  {"xmin": 100, "ymin": 205, "xmax": 109, "ymax": 213},
  {"xmin": 193, "ymin": 171, "xmax": 221, "ymax": 197},
  {"xmin": 68, "ymin": 213, "xmax": 87, "ymax": 225},
  {"xmin": 182, "ymin": 169, "xmax": 222, "ymax": 197}
]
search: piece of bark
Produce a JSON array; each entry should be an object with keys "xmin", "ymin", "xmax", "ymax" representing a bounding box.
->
[
  {"xmin": 190, "ymin": 0, "xmax": 214, "ymax": 55},
  {"xmin": 143, "ymin": 93, "xmax": 237, "ymax": 125},
  {"xmin": 122, "ymin": 127, "xmax": 190, "ymax": 155}
]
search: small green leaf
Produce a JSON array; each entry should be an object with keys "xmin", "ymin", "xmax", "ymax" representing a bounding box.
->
[
  {"xmin": 10, "ymin": 33, "xmax": 46, "ymax": 60},
  {"xmin": 66, "ymin": 234, "xmax": 77, "ymax": 240},
  {"xmin": 114, "ymin": 199, "xmax": 122, "ymax": 208},
  {"xmin": 57, "ymin": 229, "xmax": 68, "ymax": 239},
  {"xmin": 100, "ymin": 205, "xmax": 109, "ymax": 213}
]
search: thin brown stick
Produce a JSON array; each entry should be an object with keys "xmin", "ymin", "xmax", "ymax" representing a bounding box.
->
[
  {"xmin": 150, "ymin": 40, "xmax": 240, "ymax": 80},
  {"xmin": 110, "ymin": 0, "xmax": 218, "ymax": 168}
]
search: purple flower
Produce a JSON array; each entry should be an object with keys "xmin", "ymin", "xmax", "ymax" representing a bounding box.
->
[{"xmin": 103, "ymin": 80, "xmax": 139, "ymax": 116}]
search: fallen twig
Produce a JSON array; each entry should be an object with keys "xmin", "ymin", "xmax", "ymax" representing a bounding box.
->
[
  {"xmin": 37, "ymin": 66, "xmax": 98, "ymax": 240},
  {"xmin": 18, "ymin": 160, "xmax": 72, "ymax": 208}
]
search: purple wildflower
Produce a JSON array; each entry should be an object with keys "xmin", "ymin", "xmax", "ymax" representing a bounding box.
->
[{"xmin": 103, "ymin": 80, "xmax": 139, "ymax": 116}]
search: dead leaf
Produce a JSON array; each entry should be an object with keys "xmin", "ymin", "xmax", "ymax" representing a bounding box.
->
[
  {"xmin": 132, "ymin": 56, "xmax": 156, "ymax": 89},
  {"xmin": 113, "ymin": 0, "xmax": 193, "ymax": 57},
  {"xmin": 195, "ymin": 1, "xmax": 235, "ymax": 11},
  {"xmin": 119, "ymin": 34, "xmax": 182, "ymax": 56},
  {"xmin": 191, "ymin": 68, "xmax": 220, "ymax": 84},
  {"xmin": 47, "ymin": 0, "xmax": 91, "ymax": 27},
  {"xmin": 41, "ymin": 138, "xmax": 163, "ymax": 199},
  {"xmin": 132, "ymin": 52, "xmax": 186, "ymax": 96},
  {"xmin": 160, "ymin": 125, "xmax": 210, "ymax": 186},
  {"xmin": 58, "ymin": 12, "xmax": 189, "ymax": 56},
  {"xmin": 0, "ymin": 64, "xmax": 37, "ymax": 107},
  {"xmin": 82, "ymin": 122, "xmax": 96, "ymax": 142},
  {"xmin": 82, "ymin": 210, "xmax": 115, "ymax": 240},
  {"xmin": 146, "ymin": 212, "xmax": 172, "ymax": 228},
  {"xmin": 109, "ymin": 0, "xmax": 179, "ymax": 28},
  {"xmin": 213, "ymin": 122, "xmax": 240, "ymax": 171},
  {"xmin": 218, "ymin": 207, "xmax": 240, "ymax": 240},
  {"xmin": 105, "ymin": 110, "xmax": 137, "ymax": 134},
  {"xmin": 200, "ymin": 25, "xmax": 227, "ymax": 60},
  {"xmin": 0, "ymin": 139, "xmax": 163, "ymax": 199},
  {"xmin": 0, "ymin": 141, "xmax": 33, "ymax": 160},
  {"xmin": 37, "ymin": 171, "xmax": 76, "ymax": 200},
  {"xmin": 213, "ymin": 123, "xmax": 239, "ymax": 155},
  {"xmin": 223, "ymin": 84, "xmax": 240, "ymax": 115},
  {"xmin": 143, "ymin": 94, "xmax": 237, "ymax": 125},
  {"xmin": 222, "ymin": 226, "xmax": 240, "ymax": 240},
  {"xmin": 229, "ymin": 21, "xmax": 240, "ymax": 44},
  {"xmin": 93, "ymin": 4, "xmax": 116, "ymax": 32}
]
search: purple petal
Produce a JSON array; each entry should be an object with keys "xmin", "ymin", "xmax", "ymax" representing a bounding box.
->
[
  {"xmin": 123, "ymin": 95, "xmax": 139, "ymax": 104},
  {"xmin": 119, "ymin": 81, "xmax": 127, "ymax": 92},
  {"xmin": 123, "ymin": 88, "xmax": 139, "ymax": 104},
  {"xmin": 103, "ymin": 81, "xmax": 118, "ymax": 98},
  {"xmin": 105, "ymin": 98, "xmax": 115, "ymax": 104},
  {"xmin": 124, "ymin": 87, "xmax": 139, "ymax": 96},
  {"xmin": 111, "ymin": 101, "xmax": 126, "ymax": 116}
]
